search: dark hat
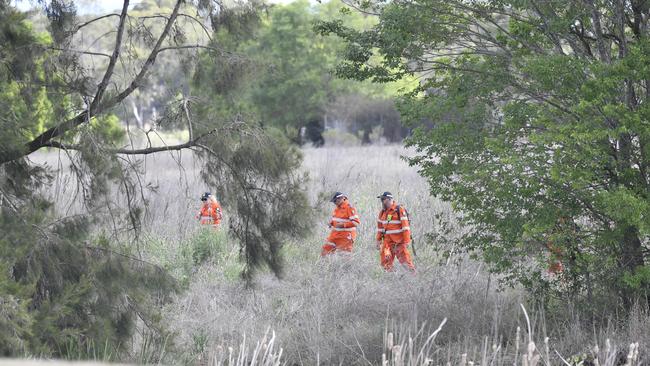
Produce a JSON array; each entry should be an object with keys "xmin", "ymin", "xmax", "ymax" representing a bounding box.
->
[
  {"xmin": 201, "ymin": 192, "xmax": 211, "ymax": 201},
  {"xmin": 330, "ymin": 191, "xmax": 347, "ymax": 202},
  {"xmin": 377, "ymin": 191, "xmax": 394, "ymax": 199}
]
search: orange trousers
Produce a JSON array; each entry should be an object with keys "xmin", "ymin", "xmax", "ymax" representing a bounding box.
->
[
  {"xmin": 321, "ymin": 237, "xmax": 354, "ymax": 256},
  {"xmin": 380, "ymin": 240, "xmax": 415, "ymax": 272}
]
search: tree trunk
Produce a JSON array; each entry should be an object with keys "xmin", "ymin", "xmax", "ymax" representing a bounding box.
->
[
  {"xmin": 618, "ymin": 224, "xmax": 645, "ymax": 308},
  {"xmin": 361, "ymin": 125, "xmax": 371, "ymax": 145}
]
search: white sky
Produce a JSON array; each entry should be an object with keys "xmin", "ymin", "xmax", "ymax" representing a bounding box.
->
[
  {"xmin": 13, "ymin": 0, "xmax": 296, "ymax": 13},
  {"xmin": 13, "ymin": 0, "xmax": 141, "ymax": 13}
]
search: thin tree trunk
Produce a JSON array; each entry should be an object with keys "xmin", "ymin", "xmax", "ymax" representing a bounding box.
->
[{"xmin": 618, "ymin": 225, "xmax": 644, "ymax": 308}]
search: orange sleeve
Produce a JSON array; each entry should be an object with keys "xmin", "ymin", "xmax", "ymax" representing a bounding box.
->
[
  {"xmin": 376, "ymin": 211, "xmax": 384, "ymax": 241},
  {"xmin": 342, "ymin": 206, "xmax": 360, "ymax": 228},
  {"xmin": 400, "ymin": 206, "xmax": 411, "ymax": 244},
  {"xmin": 198, "ymin": 205, "xmax": 206, "ymax": 219}
]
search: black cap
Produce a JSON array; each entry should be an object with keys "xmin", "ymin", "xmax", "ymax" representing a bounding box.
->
[
  {"xmin": 201, "ymin": 192, "xmax": 211, "ymax": 201},
  {"xmin": 377, "ymin": 191, "xmax": 394, "ymax": 199},
  {"xmin": 330, "ymin": 191, "xmax": 347, "ymax": 202}
]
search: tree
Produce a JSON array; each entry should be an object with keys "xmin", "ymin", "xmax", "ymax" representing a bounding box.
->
[
  {"xmin": 326, "ymin": 93, "xmax": 404, "ymax": 143},
  {"xmin": 242, "ymin": 0, "xmax": 409, "ymax": 144},
  {"xmin": 317, "ymin": 0, "xmax": 650, "ymax": 310},
  {"xmin": 243, "ymin": 0, "xmax": 345, "ymax": 133},
  {"xmin": 191, "ymin": 0, "xmax": 312, "ymax": 280},
  {"xmin": 0, "ymin": 0, "xmax": 311, "ymax": 357}
]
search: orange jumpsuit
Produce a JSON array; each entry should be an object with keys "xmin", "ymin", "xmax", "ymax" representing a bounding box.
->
[
  {"xmin": 546, "ymin": 243, "xmax": 564, "ymax": 274},
  {"xmin": 376, "ymin": 202, "xmax": 415, "ymax": 271},
  {"xmin": 198, "ymin": 199, "xmax": 222, "ymax": 227},
  {"xmin": 545, "ymin": 216, "xmax": 574, "ymax": 275},
  {"xmin": 322, "ymin": 199, "xmax": 360, "ymax": 255}
]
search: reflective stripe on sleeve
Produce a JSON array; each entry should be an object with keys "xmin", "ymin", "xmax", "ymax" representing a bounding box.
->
[
  {"xmin": 333, "ymin": 227, "xmax": 356, "ymax": 232},
  {"xmin": 332, "ymin": 217, "xmax": 351, "ymax": 223},
  {"xmin": 384, "ymin": 227, "xmax": 410, "ymax": 234}
]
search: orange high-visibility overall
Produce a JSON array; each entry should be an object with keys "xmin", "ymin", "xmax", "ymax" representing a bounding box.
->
[
  {"xmin": 547, "ymin": 243, "xmax": 564, "ymax": 274},
  {"xmin": 376, "ymin": 202, "xmax": 415, "ymax": 271},
  {"xmin": 198, "ymin": 199, "xmax": 222, "ymax": 227},
  {"xmin": 322, "ymin": 199, "xmax": 360, "ymax": 256},
  {"xmin": 545, "ymin": 216, "xmax": 574, "ymax": 275}
]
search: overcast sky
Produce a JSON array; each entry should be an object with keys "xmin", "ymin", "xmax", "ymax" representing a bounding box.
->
[
  {"xmin": 13, "ymin": 0, "xmax": 293, "ymax": 13},
  {"xmin": 13, "ymin": 0, "xmax": 141, "ymax": 13}
]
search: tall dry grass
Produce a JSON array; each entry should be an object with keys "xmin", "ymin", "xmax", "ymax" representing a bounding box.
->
[{"xmin": 30, "ymin": 145, "xmax": 647, "ymax": 365}]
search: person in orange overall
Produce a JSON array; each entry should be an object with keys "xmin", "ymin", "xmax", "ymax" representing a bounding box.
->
[
  {"xmin": 197, "ymin": 192, "xmax": 222, "ymax": 227},
  {"xmin": 376, "ymin": 192, "xmax": 415, "ymax": 272},
  {"xmin": 547, "ymin": 243, "xmax": 564, "ymax": 274},
  {"xmin": 322, "ymin": 192, "xmax": 360, "ymax": 256},
  {"xmin": 545, "ymin": 216, "xmax": 574, "ymax": 275}
]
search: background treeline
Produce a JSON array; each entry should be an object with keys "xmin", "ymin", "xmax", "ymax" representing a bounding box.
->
[{"xmin": 59, "ymin": 0, "xmax": 413, "ymax": 146}]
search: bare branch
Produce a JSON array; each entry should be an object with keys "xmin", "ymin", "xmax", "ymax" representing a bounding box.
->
[
  {"xmin": 340, "ymin": 0, "xmax": 381, "ymax": 16},
  {"xmin": 182, "ymin": 99, "xmax": 193, "ymax": 141},
  {"xmin": 583, "ymin": 0, "xmax": 612, "ymax": 63},
  {"xmin": 42, "ymin": 120, "xmax": 245, "ymax": 156},
  {"xmin": 138, "ymin": 13, "xmax": 213, "ymax": 41},
  {"xmin": 90, "ymin": 0, "xmax": 130, "ymax": 112},
  {"xmin": 104, "ymin": 0, "xmax": 184, "ymax": 108},
  {"xmin": 73, "ymin": 13, "xmax": 121, "ymax": 34},
  {"xmin": 156, "ymin": 44, "xmax": 231, "ymax": 55},
  {"xmin": 47, "ymin": 46, "xmax": 112, "ymax": 58},
  {"xmin": 45, "ymin": 139, "xmax": 192, "ymax": 156}
]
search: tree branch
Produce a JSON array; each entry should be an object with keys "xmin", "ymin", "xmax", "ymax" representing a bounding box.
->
[
  {"xmin": 47, "ymin": 46, "xmax": 112, "ymax": 58},
  {"xmin": 583, "ymin": 0, "xmax": 612, "ymax": 63},
  {"xmin": 1, "ymin": 0, "xmax": 185, "ymax": 165},
  {"xmin": 90, "ymin": 0, "xmax": 130, "ymax": 112},
  {"xmin": 73, "ymin": 13, "xmax": 121, "ymax": 34},
  {"xmin": 155, "ymin": 44, "xmax": 231, "ymax": 56},
  {"xmin": 104, "ymin": 0, "xmax": 183, "ymax": 108},
  {"xmin": 42, "ymin": 121, "xmax": 244, "ymax": 156}
]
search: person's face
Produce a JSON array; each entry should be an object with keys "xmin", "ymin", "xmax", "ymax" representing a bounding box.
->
[
  {"xmin": 201, "ymin": 198, "xmax": 208, "ymax": 205},
  {"xmin": 334, "ymin": 196, "xmax": 345, "ymax": 206},
  {"xmin": 381, "ymin": 197, "xmax": 393, "ymax": 209}
]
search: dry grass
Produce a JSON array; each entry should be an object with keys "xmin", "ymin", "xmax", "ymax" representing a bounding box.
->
[{"xmin": 29, "ymin": 145, "xmax": 647, "ymax": 365}]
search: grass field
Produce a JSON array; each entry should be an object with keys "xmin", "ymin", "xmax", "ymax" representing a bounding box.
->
[{"xmin": 30, "ymin": 145, "xmax": 647, "ymax": 365}]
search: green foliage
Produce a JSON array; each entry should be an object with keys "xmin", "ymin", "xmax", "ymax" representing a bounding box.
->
[
  {"xmin": 88, "ymin": 114, "xmax": 126, "ymax": 145},
  {"xmin": 195, "ymin": 0, "xmax": 404, "ymax": 136},
  {"xmin": 190, "ymin": 228, "xmax": 229, "ymax": 266},
  {"xmin": 0, "ymin": 0, "xmax": 317, "ymax": 360},
  {"xmin": 320, "ymin": 0, "xmax": 650, "ymax": 310},
  {"xmin": 190, "ymin": 2, "xmax": 321, "ymax": 280},
  {"xmin": 195, "ymin": 119, "xmax": 313, "ymax": 280},
  {"xmin": 0, "ymin": 160, "xmax": 177, "ymax": 358},
  {"xmin": 322, "ymin": 129, "xmax": 361, "ymax": 146},
  {"xmin": 0, "ymin": 3, "xmax": 56, "ymax": 159},
  {"xmin": 0, "ymin": 4, "xmax": 178, "ymax": 355},
  {"xmin": 245, "ymin": 0, "xmax": 343, "ymax": 127}
]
